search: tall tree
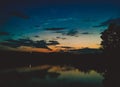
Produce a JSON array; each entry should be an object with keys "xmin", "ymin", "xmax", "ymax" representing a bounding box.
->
[
  {"xmin": 101, "ymin": 23, "xmax": 120, "ymax": 53},
  {"xmin": 101, "ymin": 23, "xmax": 120, "ymax": 87}
]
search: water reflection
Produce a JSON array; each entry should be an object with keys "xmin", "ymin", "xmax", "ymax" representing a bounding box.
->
[{"xmin": 0, "ymin": 65, "xmax": 104, "ymax": 87}]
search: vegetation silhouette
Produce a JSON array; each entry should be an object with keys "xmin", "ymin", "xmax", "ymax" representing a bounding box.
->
[
  {"xmin": 101, "ymin": 23, "xmax": 120, "ymax": 87},
  {"xmin": 101, "ymin": 23, "xmax": 120, "ymax": 54},
  {"xmin": 0, "ymin": 50, "xmax": 104, "ymax": 70}
]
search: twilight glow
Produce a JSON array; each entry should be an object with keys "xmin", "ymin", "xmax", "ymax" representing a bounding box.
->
[{"xmin": 0, "ymin": 0, "xmax": 120, "ymax": 52}]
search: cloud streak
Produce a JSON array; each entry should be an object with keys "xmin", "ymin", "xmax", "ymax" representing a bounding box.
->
[
  {"xmin": 0, "ymin": 38, "xmax": 51, "ymax": 50},
  {"xmin": 65, "ymin": 30, "xmax": 79, "ymax": 36},
  {"xmin": 47, "ymin": 40, "xmax": 60, "ymax": 45},
  {"xmin": 61, "ymin": 46, "xmax": 73, "ymax": 49},
  {"xmin": 56, "ymin": 37, "xmax": 66, "ymax": 40},
  {"xmin": 94, "ymin": 18, "xmax": 120, "ymax": 27},
  {"xmin": 45, "ymin": 27, "xmax": 66, "ymax": 31},
  {"xmin": 34, "ymin": 35, "xmax": 40, "ymax": 38},
  {"xmin": 80, "ymin": 32, "xmax": 92, "ymax": 35},
  {"xmin": 54, "ymin": 29, "xmax": 79, "ymax": 37}
]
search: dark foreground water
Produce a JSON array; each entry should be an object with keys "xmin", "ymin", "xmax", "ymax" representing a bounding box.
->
[{"xmin": 0, "ymin": 65, "xmax": 104, "ymax": 87}]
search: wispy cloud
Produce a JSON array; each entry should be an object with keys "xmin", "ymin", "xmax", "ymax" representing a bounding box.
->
[
  {"xmin": 65, "ymin": 30, "xmax": 79, "ymax": 36},
  {"xmin": 45, "ymin": 27, "xmax": 66, "ymax": 31},
  {"xmin": 56, "ymin": 37, "xmax": 66, "ymax": 40},
  {"xmin": 82, "ymin": 18, "xmax": 98, "ymax": 23},
  {"xmin": 94, "ymin": 18, "xmax": 120, "ymax": 27},
  {"xmin": 47, "ymin": 40, "xmax": 60, "ymax": 45},
  {"xmin": 80, "ymin": 32, "xmax": 92, "ymax": 35},
  {"xmin": 61, "ymin": 46, "xmax": 73, "ymax": 49},
  {"xmin": 47, "ymin": 17, "xmax": 75, "ymax": 22},
  {"xmin": 54, "ymin": 29, "xmax": 79, "ymax": 37},
  {"xmin": 34, "ymin": 35, "xmax": 40, "ymax": 38}
]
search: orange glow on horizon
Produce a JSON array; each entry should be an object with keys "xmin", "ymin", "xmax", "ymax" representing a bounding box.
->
[{"xmin": 0, "ymin": 43, "xmax": 100, "ymax": 53}]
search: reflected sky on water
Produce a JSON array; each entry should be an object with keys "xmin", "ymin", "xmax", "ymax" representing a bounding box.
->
[{"xmin": 0, "ymin": 65, "xmax": 104, "ymax": 87}]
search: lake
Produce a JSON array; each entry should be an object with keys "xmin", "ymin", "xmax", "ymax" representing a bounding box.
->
[{"xmin": 0, "ymin": 65, "xmax": 104, "ymax": 87}]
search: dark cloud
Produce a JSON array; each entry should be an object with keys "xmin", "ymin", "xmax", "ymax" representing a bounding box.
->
[
  {"xmin": 0, "ymin": 41, "xmax": 20, "ymax": 48},
  {"xmin": 94, "ymin": 18, "xmax": 120, "ymax": 27},
  {"xmin": 0, "ymin": 31, "xmax": 10, "ymax": 36},
  {"xmin": 56, "ymin": 37, "xmax": 66, "ymax": 40},
  {"xmin": 45, "ymin": 28, "xmax": 66, "ymax": 31},
  {"xmin": 47, "ymin": 40, "xmax": 60, "ymax": 45},
  {"xmin": 80, "ymin": 32, "xmax": 92, "ymax": 35},
  {"xmin": 0, "ymin": 38, "xmax": 51, "ymax": 50},
  {"xmin": 10, "ymin": 11, "xmax": 30, "ymax": 19},
  {"xmin": 61, "ymin": 46, "xmax": 73, "ymax": 49},
  {"xmin": 35, "ymin": 40, "xmax": 51, "ymax": 50},
  {"xmin": 65, "ymin": 30, "xmax": 79, "ymax": 36},
  {"xmin": 54, "ymin": 29, "xmax": 79, "ymax": 37},
  {"xmin": 34, "ymin": 35, "xmax": 40, "ymax": 38}
]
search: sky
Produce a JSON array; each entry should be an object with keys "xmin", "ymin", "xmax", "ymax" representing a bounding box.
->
[{"xmin": 0, "ymin": 0, "xmax": 120, "ymax": 52}]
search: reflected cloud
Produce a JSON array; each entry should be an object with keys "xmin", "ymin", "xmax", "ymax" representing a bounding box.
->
[{"xmin": 0, "ymin": 65, "xmax": 104, "ymax": 87}]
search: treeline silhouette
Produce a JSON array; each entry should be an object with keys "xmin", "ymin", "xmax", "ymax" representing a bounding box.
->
[
  {"xmin": 101, "ymin": 23, "xmax": 120, "ymax": 87},
  {"xmin": 0, "ymin": 50, "xmax": 105, "ymax": 72}
]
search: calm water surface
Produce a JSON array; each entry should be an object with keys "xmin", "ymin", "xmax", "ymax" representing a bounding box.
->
[{"xmin": 0, "ymin": 65, "xmax": 104, "ymax": 87}]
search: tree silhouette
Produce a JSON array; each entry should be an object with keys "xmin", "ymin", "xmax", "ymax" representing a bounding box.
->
[
  {"xmin": 101, "ymin": 23, "xmax": 120, "ymax": 87},
  {"xmin": 101, "ymin": 23, "xmax": 120, "ymax": 54}
]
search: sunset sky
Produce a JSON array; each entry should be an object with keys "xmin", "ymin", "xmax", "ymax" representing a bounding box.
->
[{"xmin": 0, "ymin": 0, "xmax": 120, "ymax": 52}]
